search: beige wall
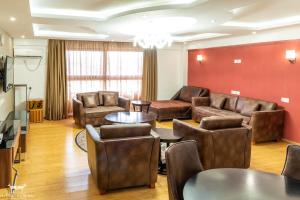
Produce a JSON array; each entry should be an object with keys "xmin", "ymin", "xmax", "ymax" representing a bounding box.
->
[{"xmin": 0, "ymin": 28, "xmax": 13, "ymax": 121}]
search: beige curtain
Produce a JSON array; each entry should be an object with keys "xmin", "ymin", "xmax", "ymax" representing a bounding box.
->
[
  {"xmin": 65, "ymin": 40, "xmax": 143, "ymax": 114},
  {"xmin": 45, "ymin": 40, "xmax": 68, "ymax": 120},
  {"xmin": 141, "ymin": 48, "xmax": 157, "ymax": 101}
]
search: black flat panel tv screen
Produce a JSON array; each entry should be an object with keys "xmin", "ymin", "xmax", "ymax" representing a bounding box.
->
[{"xmin": 3, "ymin": 56, "xmax": 14, "ymax": 92}]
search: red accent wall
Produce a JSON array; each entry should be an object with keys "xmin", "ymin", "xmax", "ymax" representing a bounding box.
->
[{"xmin": 188, "ymin": 39, "xmax": 300, "ymax": 143}]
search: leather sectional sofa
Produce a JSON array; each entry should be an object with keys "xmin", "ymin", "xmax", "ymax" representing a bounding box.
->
[
  {"xmin": 73, "ymin": 91, "xmax": 130, "ymax": 127},
  {"xmin": 192, "ymin": 92, "xmax": 285, "ymax": 143},
  {"xmin": 149, "ymin": 86, "xmax": 209, "ymax": 121}
]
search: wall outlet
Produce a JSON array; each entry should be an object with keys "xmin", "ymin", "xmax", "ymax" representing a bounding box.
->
[
  {"xmin": 281, "ymin": 97, "xmax": 290, "ymax": 103},
  {"xmin": 231, "ymin": 90, "xmax": 240, "ymax": 95},
  {"xmin": 234, "ymin": 59, "xmax": 242, "ymax": 64}
]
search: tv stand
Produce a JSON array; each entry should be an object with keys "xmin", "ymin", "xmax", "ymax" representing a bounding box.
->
[{"xmin": 0, "ymin": 113, "xmax": 22, "ymax": 189}]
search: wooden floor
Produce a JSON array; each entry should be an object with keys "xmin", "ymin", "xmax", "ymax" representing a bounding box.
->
[{"xmin": 0, "ymin": 119, "xmax": 290, "ymax": 199}]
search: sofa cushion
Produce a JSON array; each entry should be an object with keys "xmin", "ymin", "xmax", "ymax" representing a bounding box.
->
[
  {"xmin": 200, "ymin": 116, "xmax": 243, "ymax": 130},
  {"xmin": 179, "ymin": 86, "xmax": 202, "ymax": 102},
  {"xmin": 77, "ymin": 92, "xmax": 100, "ymax": 106},
  {"xmin": 82, "ymin": 95, "xmax": 97, "ymax": 108},
  {"xmin": 256, "ymin": 100, "xmax": 277, "ymax": 111},
  {"xmin": 99, "ymin": 91, "xmax": 119, "ymax": 105},
  {"xmin": 100, "ymin": 123, "xmax": 151, "ymax": 139},
  {"xmin": 236, "ymin": 97, "xmax": 259, "ymax": 113},
  {"xmin": 194, "ymin": 106, "xmax": 251, "ymax": 124},
  {"xmin": 224, "ymin": 95, "xmax": 238, "ymax": 111},
  {"xmin": 240, "ymin": 103, "xmax": 260, "ymax": 117},
  {"xmin": 210, "ymin": 93, "xmax": 226, "ymax": 109},
  {"xmin": 103, "ymin": 93, "xmax": 118, "ymax": 106},
  {"xmin": 85, "ymin": 106, "xmax": 125, "ymax": 118}
]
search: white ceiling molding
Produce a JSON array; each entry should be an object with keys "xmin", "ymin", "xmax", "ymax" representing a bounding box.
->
[
  {"xmin": 185, "ymin": 25, "xmax": 300, "ymax": 49},
  {"xmin": 29, "ymin": 0, "xmax": 205, "ymax": 21},
  {"xmin": 223, "ymin": 15, "xmax": 300, "ymax": 30},
  {"xmin": 174, "ymin": 33, "xmax": 230, "ymax": 42},
  {"xmin": 32, "ymin": 24, "xmax": 109, "ymax": 39}
]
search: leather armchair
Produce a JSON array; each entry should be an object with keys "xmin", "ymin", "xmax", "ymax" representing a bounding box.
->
[
  {"xmin": 282, "ymin": 145, "xmax": 300, "ymax": 181},
  {"xmin": 86, "ymin": 123, "xmax": 160, "ymax": 194},
  {"xmin": 173, "ymin": 117, "xmax": 252, "ymax": 170},
  {"xmin": 166, "ymin": 141, "xmax": 203, "ymax": 200}
]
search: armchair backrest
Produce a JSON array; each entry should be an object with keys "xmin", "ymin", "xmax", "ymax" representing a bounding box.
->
[
  {"xmin": 173, "ymin": 119, "xmax": 251, "ymax": 170},
  {"xmin": 86, "ymin": 124, "xmax": 159, "ymax": 193},
  {"xmin": 100, "ymin": 123, "xmax": 151, "ymax": 139}
]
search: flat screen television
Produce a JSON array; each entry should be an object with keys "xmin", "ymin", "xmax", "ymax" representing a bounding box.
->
[{"xmin": 3, "ymin": 56, "xmax": 14, "ymax": 92}]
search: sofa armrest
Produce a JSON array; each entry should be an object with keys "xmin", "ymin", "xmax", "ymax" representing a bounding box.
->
[
  {"xmin": 150, "ymin": 131, "xmax": 160, "ymax": 185},
  {"xmin": 250, "ymin": 109, "xmax": 285, "ymax": 143},
  {"xmin": 73, "ymin": 98, "xmax": 85, "ymax": 127},
  {"xmin": 170, "ymin": 88, "xmax": 182, "ymax": 100},
  {"xmin": 172, "ymin": 119, "xmax": 213, "ymax": 169},
  {"xmin": 118, "ymin": 97, "xmax": 130, "ymax": 111},
  {"xmin": 192, "ymin": 97, "xmax": 210, "ymax": 107}
]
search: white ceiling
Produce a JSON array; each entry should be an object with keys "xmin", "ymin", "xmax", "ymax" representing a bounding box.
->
[{"xmin": 1, "ymin": 0, "xmax": 300, "ymax": 42}]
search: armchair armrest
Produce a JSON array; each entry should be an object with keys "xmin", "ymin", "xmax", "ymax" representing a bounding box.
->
[
  {"xmin": 86, "ymin": 125, "xmax": 108, "ymax": 194},
  {"xmin": 250, "ymin": 109, "xmax": 285, "ymax": 143},
  {"xmin": 192, "ymin": 97, "xmax": 210, "ymax": 107},
  {"xmin": 118, "ymin": 97, "xmax": 130, "ymax": 111},
  {"xmin": 73, "ymin": 98, "xmax": 85, "ymax": 127},
  {"xmin": 172, "ymin": 119, "xmax": 213, "ymax": 169}
]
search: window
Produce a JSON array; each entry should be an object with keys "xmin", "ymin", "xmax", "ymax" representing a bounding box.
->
[{"xmin": 66, "ymin": 49, "xmax": 143, "ymax": 114}]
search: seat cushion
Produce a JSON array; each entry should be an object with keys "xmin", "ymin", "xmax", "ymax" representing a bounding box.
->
[
  {"xmin": 194, "ymin": 106, "xmax": 251, "ymax": 124},
  {"xmin": 149, "ymin": 100, "xmax": 192, "ymax": 120},
  {"xmin": 85, "ymin": 106, "xmax": 125, "ymax": 118}
]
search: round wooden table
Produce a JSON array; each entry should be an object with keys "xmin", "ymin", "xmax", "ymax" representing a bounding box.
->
[
  {"xmin": 104, "ymin": 112, "xmax": 156, "ymax": 128},
  {"xmin": 153, "ymin": 128, "xmax": 183, "ymax": 174},
  {"xmin": 131, "ymin": 100, "xmax": 152, "ymax": 113},
  {"xmin": 183, "ymin": 168, "xmax": 300, "ymax": 200}
]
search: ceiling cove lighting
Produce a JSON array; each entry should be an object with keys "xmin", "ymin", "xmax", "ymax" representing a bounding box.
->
[
  {"xmin": 173, "ymin": 33, "xmax": 230, "ymax": 42},
  {"xmin": 223, "ymin": 15, "xmax": 300, "ymax": 30},
  {"xmin": 29, "ymin": 0, "xmax": 199, "ymax": 20},
  {"xmin": 32, "ymin": 24, "xmax": 109, "ymax": 39},
  {"xmin": 286, "ymin": 50, "xmax": 296, "ymax": 64}
]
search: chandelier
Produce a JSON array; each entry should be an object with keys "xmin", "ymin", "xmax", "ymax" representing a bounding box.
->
[{"xmin": 133, "ymin": 32, "xmax": 173, "ymax": 49}]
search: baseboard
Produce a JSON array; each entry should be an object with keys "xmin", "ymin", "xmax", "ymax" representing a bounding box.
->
[{"xmin": 281, "ymin": 138, "xmax": 300, "ymax": 145}]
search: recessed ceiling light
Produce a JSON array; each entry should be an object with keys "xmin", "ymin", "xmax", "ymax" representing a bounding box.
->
[
  {"xmin": 211, "ymin": 19, "xmax": 216, "ymax": 23},
  {"xmin": 252, "ymin": 31, "xmax": 257, "ymax": 34},
  {"xmin": 10, "ymin": 17, "xmax": 16, "ymax": 21},
  {"xmin": 21, "ymin": 35, "xmax": 25, "ymax": 38}
]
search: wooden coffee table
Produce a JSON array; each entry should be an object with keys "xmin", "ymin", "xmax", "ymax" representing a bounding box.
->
[
  {"xmin": 131, "ymin": 100, "xmax": 151, "ymax": 113},
  {"xmin": 153, "ymin": 128, "xmax": 183, "ymax": 174},
  {"xmin": 104, "ymin": 112, "xmax": 156, "ymax": 128}
]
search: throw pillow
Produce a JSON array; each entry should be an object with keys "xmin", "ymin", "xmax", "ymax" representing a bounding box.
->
[
  {"xmin": 82, "ymin": 95, "xmax": 97, "ymax": 108},
  {"xmin": 103, "ymin": 93, "xmax": 118, "ymax": 106},
  {"xmin": 240, "ymin": 103, "xmax": 260, "ymax": 117},
  {"xmin": 210, "ymin": 93, "xmax": 226, "ymax": 109}
]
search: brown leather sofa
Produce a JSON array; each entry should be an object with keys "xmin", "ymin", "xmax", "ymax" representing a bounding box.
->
[
  {"xmin": 86, "ymin": 123, "xmax": 160, "ymax": 194},
  {"xmin": 173, "ymin": 117, "xmax": 252, "ymax": 170},
  {"xmin": 192, "ymin": 92, "xmax": 285, "ymax": 143},
  {"xmin": 73, "ymin": 91, "xmax": 130, "ymax": 127},
  {"xmin": 149, "ymin": 86, "xmax": 209, "ymax": 121}
]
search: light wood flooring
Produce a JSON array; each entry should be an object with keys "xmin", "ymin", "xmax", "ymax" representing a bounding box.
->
[{"xmin": 0, "ymin": 119, "xmax": 290, "ymax": 199}]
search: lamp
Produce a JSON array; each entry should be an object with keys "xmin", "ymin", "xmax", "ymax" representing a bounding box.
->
[
  {"xmin": 197, "ymin": 55, "xmax": 203, "ymax": 63},
  {"xmin": 286, "ymin": 50, "xmax": 296, "ymax": 63}
]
